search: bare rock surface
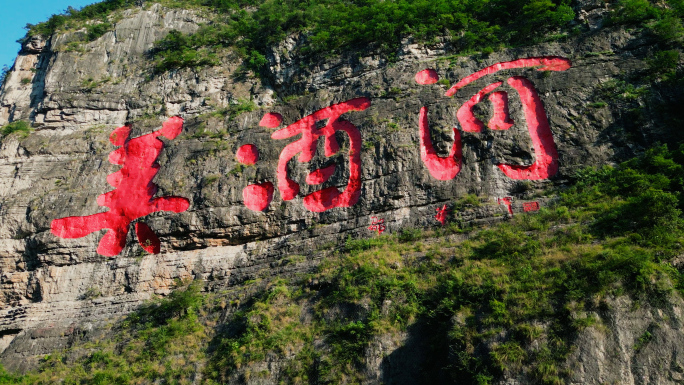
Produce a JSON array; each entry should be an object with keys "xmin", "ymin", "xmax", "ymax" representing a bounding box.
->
[{"xmin": 0, "ymin": 3, "xmax": 681, "ymax": 380}]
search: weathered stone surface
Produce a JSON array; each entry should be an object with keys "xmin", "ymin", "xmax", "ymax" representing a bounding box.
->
[
  {"xmin": 0, "ymin": 3, "xmax": 681, "ymax": 380},
  {"xmin": 565, "ymin": 296, "xmax": 684, "ymax": 385}
]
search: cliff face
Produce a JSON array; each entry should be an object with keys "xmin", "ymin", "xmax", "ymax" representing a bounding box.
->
[{"xmin": 0, "ymin": 1, "xmax": 682, "ymax": 381}]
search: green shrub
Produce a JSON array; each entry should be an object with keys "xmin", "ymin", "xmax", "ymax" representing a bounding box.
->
[
  {"xmin": 650, "ymin": 14, "xmax": 684, "ymax": 43},
  {"xmin": 491, "ymin": 341, "xmax": 526, "ymax": 372},
  {"xmin": 610, "ymin": 0, "xmax": 659, "ymax": 24},
  {"xmin": 647, "ymin": 50, "xmax": 680, "ymax": 78},
  {"xmin": 25, "ymin": 0, "xmax": 138, "ymax": 37},
  {"xmin": 633, "ymin": 329, "xmax": 653, "ymax": 351},
  {"xmin": 473, "ymin": 227, "xmax": 542, "ymax": 261},
  {"xmin": 148, "ymin": 0, "xmax": 577, "ymax": 73},
  {"xmin": 127, "ymin": 280, "xmax": 203, "ymax": 327},
  {"xmin": 86, "ymin": 22, "xmax": 113, "ymax": 41},
  {"xmin": 345, "ymin": 235, "xmax": 390, "ymax": 252},
  {"xmin": 327, "ymin": 320, "xmax": 375, "ymax": 365},
  {"xmin": 563, "ymin": 145, "xmax": 684, "ymax": 247},
  {"xmin": 454, "ymin": 194, "xmax": 482, "ymax": 210},
  {"xmin": 152, "ymin": 28, "xmax": 223, "ymax": 72},
  {"xmin": 212, "ymin": 99, "xmax": 256, "ymax": 120},
  {"xmin": 593, "ymin": 189, "xmax": 682, "ymax": 245},
  {"xmin": 398, "ymin": 228, "xmax": 422, "ymax": 243},
  {"xmin": 609, "ymin": 0, "xmax": 684, "ymax": 44},
  {"xmin": 18, "ymin": 0, "xmax": 681, "ymax": 79},
  {"xmin": 203, "ymin": 175, "xmax": 219, "ymax": 186},
  {"xmin": 0, "ymin": 121, "xmax": 31, "ymax": 137},
  {"xmin": 518, "ymin": 0, "xmax": 574, "ymax": 37},
  {"xmin": 588, "ymin": 101, "xmax": 607, "ymax": 108},
  {"xmin": 0, "ymin": 364, "xmax": 27, "ymax": 383}
]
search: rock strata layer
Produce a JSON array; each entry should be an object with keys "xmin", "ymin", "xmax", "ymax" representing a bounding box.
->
[{"xmin": 0, "ymin": 3, "xmax": 681, "ymax": 379}]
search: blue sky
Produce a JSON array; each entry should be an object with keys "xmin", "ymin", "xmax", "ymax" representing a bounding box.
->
[{"xmin": 0, "ymin": 0, "xmax": 98, "ymax": 71}]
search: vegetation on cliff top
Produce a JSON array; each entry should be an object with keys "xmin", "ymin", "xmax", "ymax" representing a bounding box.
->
[
  {"xmin": 148, "ymin": 0, "xmax": 575, "ymax": 72},
  {"xmin": 21, "ymin": 0, "xmax": 684, "ymax": 74},
  {"xmin": 26, "ymin": 0, "xmax": 576, "ymax": 72},
  {"xmin": 3, "ymin": 143, "xmax": 684, "ymax": 384}
]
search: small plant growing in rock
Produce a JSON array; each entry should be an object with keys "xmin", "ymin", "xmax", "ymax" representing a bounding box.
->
[
  {"xmin": 203, "ymin": 175, "xmax": 220, "ymax": 186},
  {"xmin": 647, "ymin": 50, "xmax": 680, "ymax": 80},
  {"xmin": 81, "ymin": 287, "xmax": 101, "ymax": 300},
  {"xmin": 0, "ymin": 121, "xmax": 32, "ymax": 138},
  {"xmin": 211, "ymin": 99, "xmax": 256, "ymax": 121},
  {"xmin": 588, "ymin": 101, "xmax": 607, "ymax": 108},
  {"xmin": 81, "ymin": 77, "xmax": 98, "ymax": 92},
  {"xmin": 228, "ymin": 164, "xmax": 245, "ymax": 176},
  {"xmin": 453, "ymin": 194, "xmax": 482, "ymax": 210},
  {"xmin": 398, "ymin": 228, "xmax": 422, "ymax": 243}
]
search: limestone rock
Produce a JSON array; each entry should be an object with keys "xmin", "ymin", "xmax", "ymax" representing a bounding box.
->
[{"xmin": 0, "ymin": 4, "xmax": 680, "ymax": 381}]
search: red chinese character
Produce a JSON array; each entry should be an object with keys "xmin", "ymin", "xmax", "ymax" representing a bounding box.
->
[
  {"xmin": 51, "ymin": 117, "xmax": 190, "ymax": 256},
  {"xmin": 523, "ymin": 201, "xmax": 540, "ymax": 212},
  {"xmin": 234, "ymin": 143, "xmax": 276, "ymax": 212},
  {"xmin": 270, "ymin": 98, "xmax": 370, "ymax": 212},
  {"xmin": 368, "ymin": 217, "xmax": 386, "ymax": 235},
  {"xmin": 435, "ymin": 205, "xmax": 448, "ymax": 225},
  {"xmin": 498, "ymin": 197, "xmax": 514, "ymax": 215},
  {"xmin": 416, "ymin": 57, "xmax": 571, "ymax": 181}
]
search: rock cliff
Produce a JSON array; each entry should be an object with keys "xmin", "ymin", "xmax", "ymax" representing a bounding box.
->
[{"xmin": 0, "ymin": 1, "xmax": 683, "ymax": 382}]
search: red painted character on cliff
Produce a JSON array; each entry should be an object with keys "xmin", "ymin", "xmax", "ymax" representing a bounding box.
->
[
  {"xmin": 242, "ymin": 98, "xmax": 370, "ymax": 213},
  {"xmin": 368, "ymin": 217, "xmax": 386, "ymax": 235},
  {"xmin": 435, "ymin": 205, "xmax": 448, "ymax": 225},
  {"xmin": 51, "ymin": 116, "xmax": 190, "ymax": 256},
  {"xmin": 415, "ymin": 57, "xmax": 571, "ymax": 181}
]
